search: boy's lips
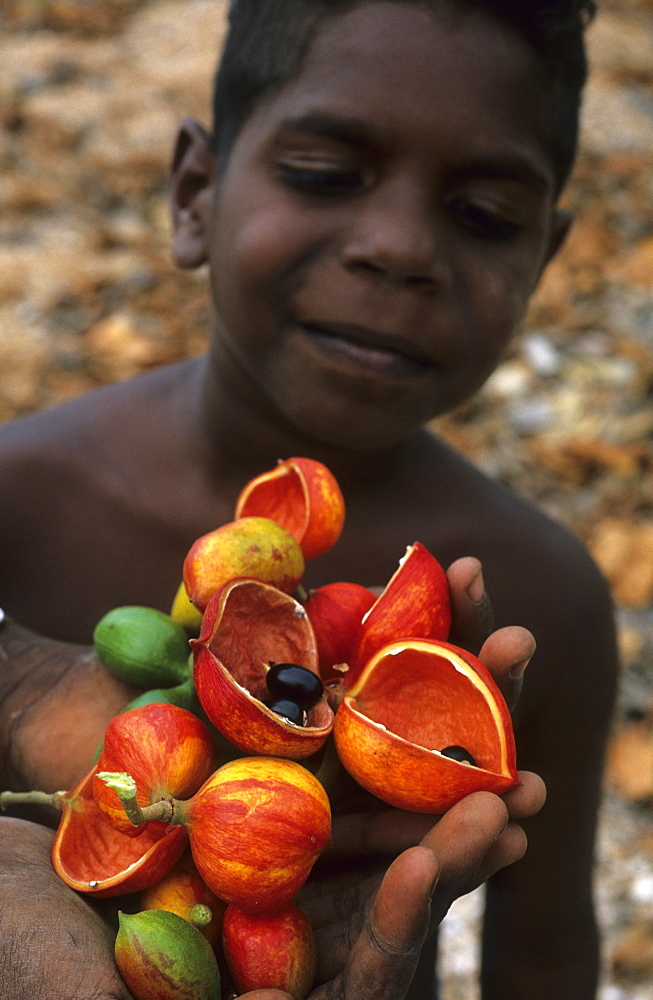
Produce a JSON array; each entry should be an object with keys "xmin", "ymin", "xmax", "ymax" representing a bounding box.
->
[{"xmin": 298, "ymin": 321, "xmax": 436, "ymax": 379}]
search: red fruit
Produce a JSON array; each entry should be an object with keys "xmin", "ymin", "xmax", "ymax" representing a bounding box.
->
[
  {"xmin": 222, "ymin": 902, "xmax": 317, "ymax": 1000},
  {"xmin": 348, "ymin": 543, "xmax": 451, "ymax": 683},
  {"xmin": 52, "ymin": 764, "xmax": 187, "ymax": 897},
  {"xmin": 192, "ymin": 578, "xmax": 333, "ymax": 759},
  {"xmin": 93, "ymin": 703, "xmax": 218, "ymax": 836},
  {"xmin": 302, "ymin": 581, "xmax": 377, "ymax": 681},
  {"xmin": 333, "ymin": 638, "xmax": 519, "ymax": 813},
  {"xmin": 235, "ymin": 456, "xmax": 345, "ymax": 561},
  {"xmin": 175, "ymin": 757, "xmax": 332, "ymax": 913}
]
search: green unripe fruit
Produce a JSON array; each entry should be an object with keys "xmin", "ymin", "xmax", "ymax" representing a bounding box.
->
[
  {"xmin": 93, "ymin": 606, "xmax": 191, "ymax": 687},
  {"xmin": 124, "ymin": 675, "xmax": 197, "ymax": 713},
  {"xmin": 115, "ymin": 909, "xmax": 221, "ymax": 1000}
]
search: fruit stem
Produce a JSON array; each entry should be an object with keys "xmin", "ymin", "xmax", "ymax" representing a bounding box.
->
[
  {"xmin": 0, "ymin": 789, "xmax": 67, "ymax": 812},
  {"xmin": 189, "ymin": 904, "xmax": 213, "ymax": 929},
  {"xmin": 96, "ymin": 772, "xmax": 176, "ymax": 826},
  {"xmin": 293, "ymin": 583, "xmax": 309, "ymax": 603}
]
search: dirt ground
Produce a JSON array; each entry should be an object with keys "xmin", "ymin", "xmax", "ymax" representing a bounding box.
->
[{"xmin": 1, "ymin": 1, "xmax": 652, "ymax": 997}]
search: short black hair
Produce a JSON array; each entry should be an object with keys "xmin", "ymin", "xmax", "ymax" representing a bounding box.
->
[{"xmin": 212, "ymin": 0, "xmax": 596, "ymax": 190}]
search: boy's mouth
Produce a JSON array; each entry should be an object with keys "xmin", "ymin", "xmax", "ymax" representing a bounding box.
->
[{"xmin": 299, "ymin": 321, "xmax": 435, "ymax": 379}]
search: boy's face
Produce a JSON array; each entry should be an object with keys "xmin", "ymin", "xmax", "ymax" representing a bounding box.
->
[{"xmin": 188, "ymin": 1, "xmax": 568, "ymax": 449}]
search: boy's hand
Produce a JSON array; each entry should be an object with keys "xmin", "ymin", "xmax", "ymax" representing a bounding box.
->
[
  {"xmin": 0, "ymin": 782, "xmax": 544, "ymax": 1000},
  {"xmin": 239, "ymin": 783, "xmax": 544, "ymax": 1000},
  {"xmin": 446, "ymin": 556, "xmax": 536, "ymax": 710},
  {"xmin": 0, "ymin": 818, "xmax": 133, "ymax": 1000}
]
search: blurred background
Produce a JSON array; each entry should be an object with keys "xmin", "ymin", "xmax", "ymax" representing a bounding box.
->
[{"xmin": 0, "ymin": 1, "xmax": 651, "ymax": 997}]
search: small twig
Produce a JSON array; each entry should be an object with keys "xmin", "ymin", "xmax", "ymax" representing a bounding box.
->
[
  {"xmin": 0, "ymin": 789, "xmax": 66, "ymax": 812},
  {"xmin": 96, "ymin": 772, "xmax": 175, "ymax": 826}
]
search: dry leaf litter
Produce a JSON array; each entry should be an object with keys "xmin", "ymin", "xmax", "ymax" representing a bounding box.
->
[{"xmin": 0, "ymin": 1, "xmax": 651, "ymax": 997}]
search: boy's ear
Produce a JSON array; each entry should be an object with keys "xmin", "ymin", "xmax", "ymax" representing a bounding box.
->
[{"xmin": 170, "ymin": 118, "xmax": 216, "ymax": 269}]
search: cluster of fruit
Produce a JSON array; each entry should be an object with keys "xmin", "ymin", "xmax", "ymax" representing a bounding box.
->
[{"xmin": 1, "ymin": 457, "xmax": 518, "ymax": 1000}]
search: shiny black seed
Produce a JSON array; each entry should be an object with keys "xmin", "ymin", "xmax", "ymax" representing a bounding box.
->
[
  {"xmin": 440, "ymin": 745, "xmax": 477, "ymax": 766},
  {"xmin": 265, "ymin": 697, "xmax": 304, "ymax": 725},
  {"xmin": 266, "ymin": 663, "xmax": 324, "ymax": 708}
]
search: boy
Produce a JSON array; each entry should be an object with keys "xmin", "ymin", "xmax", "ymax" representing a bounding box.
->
[{"xmin": 0, "ymin": 1, "xmax": 616, "ymax": 998}]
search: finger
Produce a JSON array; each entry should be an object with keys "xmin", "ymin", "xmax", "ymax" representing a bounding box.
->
[
  {"xmin": 419, "ymin": 791, "xmax": 511, "ymax": 926},
  {"xmin": 314, "ymin": 845, "xmax": 439, "ymax": 994},
  {"xmin": 501, "ymin": 770, "xmax": 547, "ymax": 822},
  {"xmin": 329, "ymin": 808, "xmax": 436, "ymax": 857},
  {"xmin": 473, "ymin": 821, "xmax": 528, "ymax": 884},
  {"xmin": 478, "ymin": 625, "xmax": 536, "ymax": 711},
  {"xmin": 447, "ymin": 557, "xmax": 494, "ymax": 654}
]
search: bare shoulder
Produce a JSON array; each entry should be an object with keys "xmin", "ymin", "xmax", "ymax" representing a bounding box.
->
[
  {"xmin": 0, "ymin": 361, "xmax": 203, "ymax": 637},
  {"xmin": 406, "ymin": 432, "xmax": 618, "ymax": 710}
]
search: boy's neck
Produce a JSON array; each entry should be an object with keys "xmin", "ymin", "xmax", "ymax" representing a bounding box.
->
[{"xmin": 193, "ymin": 337, "xmax": 421, "ymax": 493}]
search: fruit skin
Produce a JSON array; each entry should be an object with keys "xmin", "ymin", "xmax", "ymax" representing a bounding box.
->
[
  {"xmin": 93, "ymin": 606, "xmax": 191, "ymax": 687},
  {"xmin": 192, "ymin": 578, "xmax": 333, "ymax": 759},
  {"xmin": 52, "ymin": 764, "xmax": 187, "ymax": 897},
  {"xmin": 302, "ymin": 582, "xmax": 376, "ymax": 681},
  {"xmin": 333, "ymin": 638, "xmax": 519, "ymax": 813},
  {"xmin": 93, "ymin": 703, "xmax": 218, "ymax": 835},
  {"xmin": 140, "ymin": 851, "xmax": 226, "ymax": 948},
  {"xmin": 347, "ymin": 543, "xmax": 451, "ymax": 684},
  {"xmin": 176, "ymin": 757, "xmax": 332, "ymax": 913},
  {"xmin": 235, "ymin": 456, "xmax": 345, "ymax": 561},
  {"xmin": 222, "ymin": 902, "xmax": 317, "ymax": 1000},
  {"xmin": 183, "ymin": 516, "xmax": 305, "ymax": 612},
  {"xmin": 115, "ymin": 909, "xmax": 221, "ymax": 1000},
  {"xmin": 170, "ymin": 580, "xmax": 204, "ymax": 634}
]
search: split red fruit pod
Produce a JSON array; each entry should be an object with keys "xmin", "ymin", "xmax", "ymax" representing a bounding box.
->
[
  {"xmin": 192, "ymin": 578, "xmax": 333, "ymax": 759},
  {"xmin": 302, "ymin": 581, "xmax": 377, "ymax": 682},
  {"xmin": 347, "ymin": 543, "xmax": 452, "ymax": 685},
  {"xmin": 140, "ymin": 850, "xmax": 226, "ymax": 948},
  {"xmin": 176, "ymin": 757, "xmax": 332, "ymax": 914},
  {"xmin": 52, "ymin": 764, "xmax": 187, "ymax": 897},
  {"xmin": 333, "ymin": 638, "xmax": 519, "ymax": 813},
  {"xmin": 234, "ymin": 456, "xmax": 346, "ymax": 561},
  {"xmin": 183, "ymin": 515, "xmax": 305, "ymax": 612},
  {"xmin": 222, "ymin": 902, "xmax": 317, "ymax": 1000},
  {"xmin": 93, "ymin": 703, "xmax": 218, "ymax": 835}
]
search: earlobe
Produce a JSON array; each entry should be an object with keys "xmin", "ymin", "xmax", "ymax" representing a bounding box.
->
[{"xmin": 170, "ymin": 118, "xmax": 216, "ymax": 269}]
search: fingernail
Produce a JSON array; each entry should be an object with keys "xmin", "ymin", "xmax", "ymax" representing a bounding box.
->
[{"xmin": 466, "ymin": 567, "xmax": 485, "ymax": 606}]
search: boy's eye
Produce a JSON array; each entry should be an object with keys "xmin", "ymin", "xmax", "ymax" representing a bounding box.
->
[
  {"xmin": 276, "ymin": 162, "xmax": 364, "ymax": 197},
  {"xmin": 450, "ymin": 198, "xmax": 522, "ymax": 240}
]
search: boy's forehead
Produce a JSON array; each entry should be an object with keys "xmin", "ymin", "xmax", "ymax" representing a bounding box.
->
[{"xmin": 249, "ymin": 1, "xmax": 556, "ymax": 185}]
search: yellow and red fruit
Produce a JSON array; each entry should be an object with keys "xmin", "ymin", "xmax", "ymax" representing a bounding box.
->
[
  {"xmin": 175, "ymin": 757, "xmax": 331, "ymax": 913},
  {"xmin": 183, "ymin": 516, "xmax": 305, "ymax": 612},
  {"xmin": 93, "ymin": 703, "xmax": 218, "ymax": 836},
  {"xmin": 235, "ymin": 456, "xmax": 345, "ymax": 561},
  {"xmin": 334, "ymin": 638, "xmax": 518, "ymax": 813}
]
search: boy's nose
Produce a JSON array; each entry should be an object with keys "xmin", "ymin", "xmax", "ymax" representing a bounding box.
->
[{"xmin": 340, "ymin": 184, "xmax": 452, "ymax": 292}]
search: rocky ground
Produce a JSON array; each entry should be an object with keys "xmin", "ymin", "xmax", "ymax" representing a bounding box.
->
[{"xmin": 0, "ymin": 1, "xmax": 651, "ymax": 997}]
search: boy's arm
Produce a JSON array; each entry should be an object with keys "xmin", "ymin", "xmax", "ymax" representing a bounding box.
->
[
  {"xmin": 0, "ymin": 618, "xmax": 136, "ymax": 793},
  {"xmin": 481, "ymin": 551, "xmax": 618, "ymax": 999},
  {"xmin": 1, "ymin": 783, "xmax": 541, "ymax": 1000}
]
